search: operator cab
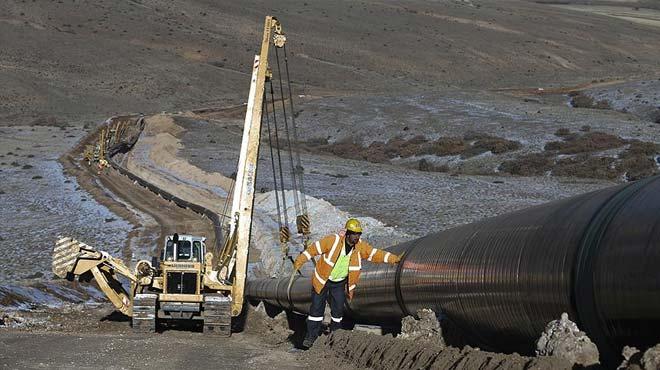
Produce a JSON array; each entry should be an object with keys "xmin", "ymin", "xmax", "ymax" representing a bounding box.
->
[{"xmin": 163, "ymin": 234, "xmax": 206, "ymax": 263}]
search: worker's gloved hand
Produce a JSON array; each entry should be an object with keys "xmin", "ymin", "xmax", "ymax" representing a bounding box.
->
[
  {"xmin": 293, "ymin": 255, "xmax": 305, "ymax": 271},
  {"xmin": 396, "ymin": 251, "xmax": 405, "ymax": 263}
]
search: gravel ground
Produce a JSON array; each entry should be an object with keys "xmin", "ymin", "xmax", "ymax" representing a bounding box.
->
[
  {"xmin": 0, "ymin": 304, "xmax": 307, "ymax": 370},
  {"xmin": 580, "ymin": 79, "xmax": 660, "ymax": 123}
]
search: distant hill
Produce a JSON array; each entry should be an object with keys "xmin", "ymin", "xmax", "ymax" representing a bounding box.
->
[{"xmin": 1, "ymin": 0, "xmax": 659, "ymax": 125}]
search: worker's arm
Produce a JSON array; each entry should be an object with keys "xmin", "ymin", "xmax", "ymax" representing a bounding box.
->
[
  {"xmin": 293, "ymin": 234, "xmax": 334, "ymax": 270},
  {"xmin": 360, "ymin": 241, "xmax": 400, "ymax": 264}
]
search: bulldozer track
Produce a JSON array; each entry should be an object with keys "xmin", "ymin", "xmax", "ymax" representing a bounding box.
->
[{"xmin": 132, "ymin": 293, "xmax": 157, "ymax": 333}]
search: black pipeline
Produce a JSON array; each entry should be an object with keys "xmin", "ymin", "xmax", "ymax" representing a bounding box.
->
[{"xmin": 247, "ymin": 176, "xmax": 660, "ymax": 363}]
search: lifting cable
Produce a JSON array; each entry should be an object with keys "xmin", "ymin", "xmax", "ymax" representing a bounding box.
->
[
  {"xmin": 268, "ymin": 78, "xmax": 292, "ymax": 248},
  {"xmin": 282, "ymin": 44, "xmax": 309, "ymax": 217},
  {"xmin": 263, "ymin": 92, "xmax": 288, "ymax": 243},
  {"xmin": 264, "ymin": 32, "xmax": 312, "ymax": 270},
  {"xmin": 274, "ymin": 47, "xmax": 301, "ymax": 219},
  {"xmin": 274, "ymin": 45, "xmax": 311, "ymax": 240},
  {"xmin": 216, "ymin": 148, "xmax": 239, "ymax": 273},
  {"xmin": 218, "ymin": 176, "xmax": 236, "ymax": 259}
]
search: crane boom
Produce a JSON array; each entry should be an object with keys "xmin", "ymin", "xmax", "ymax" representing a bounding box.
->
[{"xmin": 227, "ymin": 16, "xmax": 285, "ymax": 316}]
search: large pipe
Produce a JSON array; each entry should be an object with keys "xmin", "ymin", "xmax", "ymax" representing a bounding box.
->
[{"xmin": 247, "ymin": 175, "xmax": 660, "ymax": 364}]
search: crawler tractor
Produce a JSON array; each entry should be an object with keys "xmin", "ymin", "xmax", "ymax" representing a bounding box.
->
[{"xmin": 53, "ymin": 234, "xmax": 233, "ymax": 334}]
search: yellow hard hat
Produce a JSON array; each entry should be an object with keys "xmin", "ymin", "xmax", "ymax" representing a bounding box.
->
[{"xmin": 345, "ymin": 218, "xmax": 363, "ymax": 233}]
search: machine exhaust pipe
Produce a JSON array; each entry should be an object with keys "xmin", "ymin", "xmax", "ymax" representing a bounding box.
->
[{"xmin": 247, "ymin": 175, "xmax": 660, "ymax": 364}]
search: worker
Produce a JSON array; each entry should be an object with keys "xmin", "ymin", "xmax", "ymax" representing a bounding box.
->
[
  {"xmin": 293, "ymin": 218, "xmax": 402, "ymax": 349},
  {"xmin": 97, "ymin": 158, "xmax": 108, "ymax": 174}
]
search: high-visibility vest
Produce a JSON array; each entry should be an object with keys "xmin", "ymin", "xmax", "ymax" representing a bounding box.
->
[
  {"xmin": 328, "ymin": 247, "xmax": 352, "ymax": 282},
  {"xmin": 294, "ymin": 234, "xmax": 400, "ymax": 299}
]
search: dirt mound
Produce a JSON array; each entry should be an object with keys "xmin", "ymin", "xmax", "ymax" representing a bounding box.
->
[
  {"xmin": 109, "ymin": 113, "xmax": 407, "ymax": 279},
  {"xmin": 310, "ymin": 330, "xmax": 572, "ymax": 370},
  {"xmin": 242, "ymin": 302, "xmax": 293, "ymax": 345},
  {"xmin": 536, "ymin": 313, "xmax": 600, "ymax": 367},
  {"xmin": 399, "ymin": 308, "xmax": 445, "ymax": 345}
]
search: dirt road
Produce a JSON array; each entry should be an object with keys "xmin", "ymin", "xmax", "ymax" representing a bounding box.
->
[
  {"xmin": 59, "ymin": 123, "xmax": 217, "ymax": 261},
  {"xmin": 0, "ymin": 304, "xmax": 307, "ymax": 370}
]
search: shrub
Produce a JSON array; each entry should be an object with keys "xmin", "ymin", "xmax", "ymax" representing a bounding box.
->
[
  {"xmin": 544, "ymin": 132, "xmax": 625, "ymax": 154},
  {"xmin": 552, "ymin": 155, "xmax": 618, "ymax": 179},
  {"xmin": 499, "ymin": 153, "xmax": 554, "ymax": 176}
]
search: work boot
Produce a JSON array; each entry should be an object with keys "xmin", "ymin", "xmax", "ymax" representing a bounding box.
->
[{"xmin": 301, "ymin": 337, "xmax": 315, "ymax": 349}]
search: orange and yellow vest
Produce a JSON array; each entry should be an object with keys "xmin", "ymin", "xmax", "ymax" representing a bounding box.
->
[{"xmin": 293, "ymin": 233, "xmax": 400, "ymax": 299}]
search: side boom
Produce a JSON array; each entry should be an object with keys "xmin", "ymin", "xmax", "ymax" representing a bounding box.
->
[{"xmin": 226, "ymin": 16, "xmax": 282, "ymax": 316}]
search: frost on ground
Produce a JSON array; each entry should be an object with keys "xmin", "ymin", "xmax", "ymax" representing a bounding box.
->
[
  {"xmin": 0, "ymin": 282, "xmax": 106, "ymax": 311},
  {"xmin": 0, "ymin": 311, "xmax": 50, "ymax": 329},
  {"xmin": 0, "ymin": 126, "xmax": 132, "ymax": 285},
  {"xmin": 181, "ymin": 110, "xmax": 617, "ymax": 240},
  {"xmin": 577, "ymin": 79, "xmax": 660, "ymax": 123},
  {"xmin": 0, "ymin": 126, "xmax": 132, "ymax": 310},
  {"xmin": 536, "ymin": 312, "xmax": 600, "ymax": 367}
]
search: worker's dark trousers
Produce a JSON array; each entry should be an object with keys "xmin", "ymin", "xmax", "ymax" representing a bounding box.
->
[{"xmin": 304, "ymin": 279, "xmax": 346, "ymax": 343}]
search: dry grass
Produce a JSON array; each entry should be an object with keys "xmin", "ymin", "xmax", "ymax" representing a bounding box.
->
[
  {"xmin": 502, "ymin": 137, "xmax": 660, "ymax": 181},
  {"xmin": 617, "ymin": 140, "xmax": 660, "ymax": 180},
  {"xmin": 552, "ymin": 155, "xmax": 619, "ymax": 180},
  {"xmin": 461, "ymin": 133, "xmax": 521, "ymax": 158},
  {"xmin": 316, "ymin": 140, "xmax": 390, "ymax": 163},
  {"xmin": 499, "ymin": 153, "xmax": 554, "ymax": 176},
  {"xmin": 544, "ymin": 131, "xmax": 625, "ymax": 154},
  {"xmin": 308, "ymin": 133, "xmax": 520, "ymax": 167},
  {"xmin": 307, "ymin": 132, "xmax": 659, "ymax": 181},
  {"xmin": 418, "ymin": 158, "xmax": 449, "ymax": 172},
  {"xmin": 419, "ymin": 137, "xmax": 466, "ymax": 157}
]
